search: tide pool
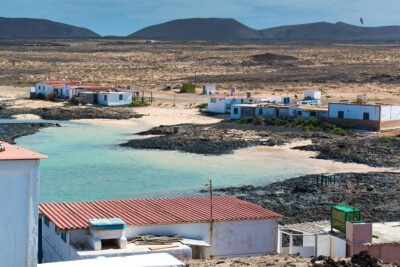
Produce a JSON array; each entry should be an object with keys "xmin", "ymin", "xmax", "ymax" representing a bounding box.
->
[{"xmin": 15, "ymin": 121, "xmax": 319, "ymax": 203}]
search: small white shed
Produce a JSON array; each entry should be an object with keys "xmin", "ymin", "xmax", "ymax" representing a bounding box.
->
[
  {"xmin": 0, "ymin": 142, "xmax": 47, "ymax": 267},
  {"xmin": 304, "ymin": 90, "xmax": 321, "ymax": 100},
  {"xmin": 97, "ymin": 92, "xmax": 132, "ymax": 106}
]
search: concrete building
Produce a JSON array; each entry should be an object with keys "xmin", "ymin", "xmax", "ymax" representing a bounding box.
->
[
  {"xmin": 328, "ymin": 102, "xmax": 400, "ymax": 130},
  {"xmin": 39, "ymin": 196, "xmax": 283, "ymax": 263},
  {"xmin": 278, "ymin": 221, "xmax": 346, "ymax": 258},
  {"xmin": 34, "ymin": 81, "xmax": 81, "ymax": 98},
  {"xmin": 304, "ymin": 90, "xmax": 322, "ymax": 100},
  {"xmin": 202, "ymin": 85, "xmax": 216, "ymax": 95},
  {"xmin": 97, "ymin": 92, "xmax": 132, "ymax": 106},
  {"xmin": 0, "ymin": 141, "xmax": 47, "ymax": 267},
  {"xmin": 206, "ymin": 95, "xmax": 281, "ymax": 114},
  {"xmin": 231, "ymin": 104, "xmax": 328, "ymax": 121},
  {"xmin": 278, "ymin": 218, "xmax": 400, "ymax": 264}
]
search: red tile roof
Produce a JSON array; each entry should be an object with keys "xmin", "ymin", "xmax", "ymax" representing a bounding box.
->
[
  {"xmin": 39, "ymin": 196, "xmax": 283, "ymax": 230},
  {"xmin": 76, "ymin": 86, "xmax": 116, "ymax": 90},
  {"xmin": 0, "ymin": 142, "xmax": 47, "ymax": 161}
]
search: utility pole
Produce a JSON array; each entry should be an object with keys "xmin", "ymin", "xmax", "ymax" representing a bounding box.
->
[{"xmin": 204, "ymin": 179, "xmax": 214, "ymax": 258}]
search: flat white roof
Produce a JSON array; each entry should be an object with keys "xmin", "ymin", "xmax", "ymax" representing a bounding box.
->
[
  {"xmin": 38, "ymin": 253, "xmax": 184, "ymax": 267},
  {"xmin": 372, "ymin": 222, "xmax": 400, "ymax": 244}
]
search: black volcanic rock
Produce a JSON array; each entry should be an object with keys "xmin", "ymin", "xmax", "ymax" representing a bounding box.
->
[
  {"xmin": 128, "ymin": 18, "xmax": 261, "ymax": 40},
  {"xmin": 128, "ymin": 19, "xmax": 400, "ymax": 41},
  {"xmin": 0, "ymin": 17, "xmax": 100, "ymax": 38}
]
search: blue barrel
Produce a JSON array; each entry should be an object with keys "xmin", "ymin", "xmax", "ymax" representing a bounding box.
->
[{"xmin": 283, "ymin": 97, "xmax": 290, "ymax": 104}]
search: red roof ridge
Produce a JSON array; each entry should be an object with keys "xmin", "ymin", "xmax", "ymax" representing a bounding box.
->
[
  {"xmin": 39, "ymin": 196, "xmax": 283, "ymax": 230},
  {"xmin": 0, "ymin": 141, "xmax": 47, "ymax": 160}
]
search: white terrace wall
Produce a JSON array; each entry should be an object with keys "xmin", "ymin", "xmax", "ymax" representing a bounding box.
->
[
  {"xmin": 329, "ymin": 104, "xmax": 380, "ymax": 121},
  {"xmin": 55, "ymin": 219, "xmax": 279, "ymax": 261},
  {"xmin": 124, "ymin": 219, "xmax": 278, "ymax": 258},
  {"xmin": 42, "ymin": 219, "xmax": 81, "ymax": 263},
  {"xmin": 380, "ymin": 106, "xmax": 400, "ymax": 121},
  {"xmin": 0, "ymin": 160, "xmax": 41, "ymax": 267}
]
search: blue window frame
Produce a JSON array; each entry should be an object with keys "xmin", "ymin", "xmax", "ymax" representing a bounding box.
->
[
  {"xmin": 55, "ymin": 226, "xmax": 59, "ymax": 235},
  {"xmin": 61, "ymin": 232, "xmax": 66, "ymax": 243},
  {"xmin": 44, "ymin": 216, "xmax": 49, "ymax": 227}
]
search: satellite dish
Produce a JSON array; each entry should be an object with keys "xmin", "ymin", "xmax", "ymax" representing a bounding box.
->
[{"xmin": 360, "ymin": 17, "xmax": 364, "ymax": 25}]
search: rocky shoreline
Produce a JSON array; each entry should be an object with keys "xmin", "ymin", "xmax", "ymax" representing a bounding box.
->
[
  {"xmin": 122, "ymin": 121, "xmax": 400, "ymax": 168},
  {"xmin": 207, "ymin": 172, "xmax": 400, "ymax": 224},
  {"xmin": 0, "ymin": 123, "xmax": 57, "ymax": 144},
  {"xmin": 0, "ymin": 104, "xmax": 142, "ymax": 120}
]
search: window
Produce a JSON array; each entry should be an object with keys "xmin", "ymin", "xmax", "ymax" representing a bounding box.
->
[
  {"xmin": 275, "ymin": 109, "xmax": 280, "ymax": 117},
  {"xmin": 104, "ymin": 95, "xmax": 107, "ymax": 101},
  {"xmin": 298, "ymin": 111, "xmax": 302, "ymax": 116},
  {"xmin": 241, "ymin": 99, "xmax": 244, "ymax": 103},
  {"xmin": 55, "ymin": 226, "xmax": 59, "ymax": 235},
  {"xmin": 259, "ymin": 109, "xmax": 263, "ymax": 116},
  {"xmin": 363, "ymin": 112, "xmax": 370, "ymax": 120},
  {"xmin": 310, "ymin": 111, "xmax": 316, "ymax": 117},
  {"xmin": 211, "ymin": 98, "xmax": 216, "ymax": 103},
  {"xmin": 61, "ymin": 232, "xmax": 67, "ymax": 243},
  {"xmin": 226, "ymin": 104, "xmax": 231, "ymax": 110},
  {"xmin": 119, "ymin": 94, "xmax": 123, "ymax": 101},
  {"xmin": 44, "ymin": 216, "xmax": 49, "ymax": 227},
  {"xmin": 233, "ymin": 108, "xmax": 238, "ymax": 115},
  {"xmin": 338, "ymin": 111, "xmax": 344, "ymax": 119}
]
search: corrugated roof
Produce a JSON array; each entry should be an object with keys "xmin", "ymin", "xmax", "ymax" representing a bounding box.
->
[
  {"xmin": 0, "ymin": 141, "xmax": 47, "ymax": 160},
  {"xmin": 39, "ymin": 196, "xmax": 283, "ymax": 230}
]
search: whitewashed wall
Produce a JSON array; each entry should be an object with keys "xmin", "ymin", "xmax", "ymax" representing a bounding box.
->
[
  {"xmin": 208, "ymin": 98, "xmax": 227, "ymax": 113},
  {"xmin": 57, "ymin": 219, "xmax": 278, "ymax": 261},
  {"xmin": 0, "ymin": 160, "xmax": 40, "ymax": 267},
  {"xmin": 305, "ymin": 91, "xmax": 321, "ymax": 100},
  {"xmin": 97, "ymin": 93, "xmax": 132, "ymax": 106},
  {"xmin": 329, "ymin": 104, "xmax": 380, "ymax": 121},
  {"xmin": 381, "ymin": 106, "xmax": 400, "ymax": 121}
]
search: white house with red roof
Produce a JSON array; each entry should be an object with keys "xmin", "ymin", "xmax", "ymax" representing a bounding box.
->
[
  {"xmin": 39, "ymin": 196, "xmax": 283, "ymax": 263},
  {"xmin": 34, "ymin": 81, "xmax": 81, "ymax": 98},
  {"xmin": 0, "ymin": 142, "xmax": 47, "ymax": 267}
]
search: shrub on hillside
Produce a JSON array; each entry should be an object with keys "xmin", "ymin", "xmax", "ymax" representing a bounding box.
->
[{"xmin": 180, "ymin": 84, "xmax": 195, "ymax": 93}]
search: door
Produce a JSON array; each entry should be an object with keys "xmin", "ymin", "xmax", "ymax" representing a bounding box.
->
[
  {"xmin": 363, "ymin": 112, "xmax": 370, "ymax": 120},
  {"xmin": 338, "ymin": 111, "xmax": 344, "ymax": 119}
]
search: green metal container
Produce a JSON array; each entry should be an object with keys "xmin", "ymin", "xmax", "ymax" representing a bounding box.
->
[{"xmin": 331, "ymin": 205, "xmax": 361, "ymax": 234}]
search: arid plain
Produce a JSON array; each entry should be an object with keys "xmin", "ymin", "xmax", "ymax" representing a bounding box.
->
[{"xmin": 1, "ymin": 39, "xmax": 400, "ymax": 102}]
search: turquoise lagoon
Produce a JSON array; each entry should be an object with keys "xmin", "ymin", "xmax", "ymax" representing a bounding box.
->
[{"xmin": 15, "ymin": 121, "xmax": 321, "ymax": 203}]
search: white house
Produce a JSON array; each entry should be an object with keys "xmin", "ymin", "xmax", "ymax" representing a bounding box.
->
[
  {"xmin": 206, "ymin": 95, "xmax": 281, "ymax": 114},
  {"xmin": 0, "ymin": 141, "xmax": 47, "ymax": 267},
  {"xmin": 231, "ymin": 104, "xmax": 328, "ymax": 121},
  {"xmin": 97, "ymin": 92, "xmax": 132, "ymax": 106},
  {"xmin": 39, "ymin": 196, "xmax": 283, "ymax": 263},
  {"xmin": 328, "ymin": 102, "xmax": 400, "ymax": 130},
  {"xmin": 304, "ymin": 90, "xmax": 321, "ymax": 100},
  {"xmin": 34, "ymin": 81, "xmax": 81, "ymax": 98},
  {"xmin": 202, "ymin": 85, "xmax": 216, "ymax": 95}
]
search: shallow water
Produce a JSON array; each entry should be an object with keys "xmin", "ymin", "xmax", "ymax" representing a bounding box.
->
[{"xmin": 15, "ymin": 121, "xmax": 320, "ymax": 203}]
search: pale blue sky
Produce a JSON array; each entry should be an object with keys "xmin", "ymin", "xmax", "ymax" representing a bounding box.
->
[{"xmin": 1, "ymin": 0, "xmax": 399, "ymax": 36}]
